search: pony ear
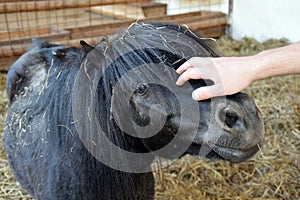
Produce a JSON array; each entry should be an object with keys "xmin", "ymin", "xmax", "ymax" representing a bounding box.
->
[{"xmin": 80, "ymin": 40, "xmax": 94, "ymax": 53}]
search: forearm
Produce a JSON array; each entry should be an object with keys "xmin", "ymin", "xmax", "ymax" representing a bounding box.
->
[{"xmin": 252, "ymin": 42, "xmax": 300, "ymax": 81}]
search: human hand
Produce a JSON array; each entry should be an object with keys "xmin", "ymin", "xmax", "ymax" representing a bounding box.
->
[{"xmin": 176, "ymin": 57, "xmax": 255, "ymax": 100}]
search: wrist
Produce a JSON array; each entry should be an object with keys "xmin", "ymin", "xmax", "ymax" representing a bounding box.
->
[
  {"xmin": 215, "ymin": 56, "xmax": 256, "ymax": 86},
  {"xmin": 250, "ymin": 52, "xmax": 268, "ymax": 81}
]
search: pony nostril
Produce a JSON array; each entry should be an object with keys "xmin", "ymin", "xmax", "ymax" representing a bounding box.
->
[
  {"xmin": 218, "ymin": 107, "xmax": 245, "ymax": 133},
  {"xmin": 224, "ymin": 110, "xmax": 238, "ymax": 128}
]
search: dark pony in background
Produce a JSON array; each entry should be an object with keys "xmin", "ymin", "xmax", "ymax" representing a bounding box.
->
[{"xmin": 4, "ymin": 22, "xmax": 264, "ymax": 200}]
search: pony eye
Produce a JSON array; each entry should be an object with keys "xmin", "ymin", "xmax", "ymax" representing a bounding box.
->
[{"xmin": 135, "ymin": 83, "xmax": 148, "ymax": 95}]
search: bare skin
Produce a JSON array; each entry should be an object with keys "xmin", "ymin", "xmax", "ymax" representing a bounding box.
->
[{"xmin": 176, "ymin": 42, "xmax": 300, "ymax": 101}]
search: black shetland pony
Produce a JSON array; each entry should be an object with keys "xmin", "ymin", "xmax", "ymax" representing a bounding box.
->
[{"xmin": 4, "ymin": 22, "xmax": 264, "ymax": 200}]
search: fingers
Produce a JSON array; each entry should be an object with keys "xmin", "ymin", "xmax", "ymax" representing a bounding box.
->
[
  {"xmin": 176, "ymin": 60, "xmax": 194, "ymax": 74},
  {"xmin": 191, "ymin": 85, "xmax": 224, "ymax": 101},
  {"xmin": 176, "ymin": 68, "xmax": 205, "ymax": 85},
  {"xmin": 176, "ymin": 57, "xmax": 214, "ymax": 73},
  {"xmin": 176, "ymin": 57, "xmax": 224, "ymax": 100},
  {"xmin": 176, "ymin": 57, "xmax": 216, "ymax": 85}
]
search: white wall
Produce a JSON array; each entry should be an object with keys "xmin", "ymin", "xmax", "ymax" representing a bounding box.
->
[{"xmin": 230, "ymin": 0, "xmax": 300, "ymax": 42}]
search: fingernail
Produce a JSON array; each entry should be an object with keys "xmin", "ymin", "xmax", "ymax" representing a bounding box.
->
[
  {"xmin": 176, "ymin": 77, "xmax": 183, "ymax": 85},
  {"xmin": 192, "ymin": 91, "xmax": 199, "ymax": 100},
  {"xmin": 176, "ymin": 63, "xmax": 188, "ymax": 73},
  {"xmin": 175, "ymin": 69, "xmax": 182, "ymax": 74}
]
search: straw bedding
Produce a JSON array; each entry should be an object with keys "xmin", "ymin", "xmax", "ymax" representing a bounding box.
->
[{"xmin": 0, "ymin": 37, "xmax": 299, "ymax": 199}]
